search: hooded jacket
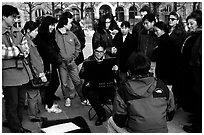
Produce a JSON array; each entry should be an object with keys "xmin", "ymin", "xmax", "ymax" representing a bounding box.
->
[{"xmin": 112, "ymin": 75, "xmax": 175, "ymax": 133}]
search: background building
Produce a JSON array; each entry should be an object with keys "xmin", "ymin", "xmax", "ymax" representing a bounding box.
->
[{"xmin": 2, "ymin": 2, "xmax": 202, "ymax": 30}]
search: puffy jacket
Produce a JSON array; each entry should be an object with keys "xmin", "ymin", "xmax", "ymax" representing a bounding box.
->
[{"xmin": 112, "ymin": 75, "xmax": 175, "ymax": 133}]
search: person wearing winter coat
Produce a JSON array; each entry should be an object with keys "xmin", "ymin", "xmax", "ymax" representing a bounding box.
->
[
  {"xmin": 55, "ymin": 12, "xmax": 88, "ymax": 107},
  {"xmin": 34, "ymin": 16, "xmax": 62, "ymax": 113},
  {"xmin": 153, "ymin": 21, "xmax": 174, "ymax": 86},
  {"xmin": 2, "ymin": 5, "xmax": 32, "ymax": 133},
  {"xmin": 92, "ymin": 16, "xmax": 115, "ymax": 57},
  {"xmin": 167, "ymin": 11, "xmax": 187, "ymax": 108},
  {"xmin": 107, "ymin": 52, "xmax": 175, "ymax": 133},
  {"xmin": 21, "ymin": 21, "xmax": 48, "ymax": 122},
  {"xmin": 112, "ymin": 21, "xmax": 136, "ymax": 81},
  {"xmin": 181, "ymin": 10, "xmax": 202, "ymax": 133}
]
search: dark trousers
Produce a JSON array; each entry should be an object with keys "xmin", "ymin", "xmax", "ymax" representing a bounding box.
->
[
  {"xmin": 44, "ymin": 64, "xmax": 60, "ymax": 108},
  {"xmin": 85, "ymin": 86, "xmax": 114, "ymax": 118},
  {"xmin": 3, "ymin": 85, "xmax": 26, "ymax": 132}
]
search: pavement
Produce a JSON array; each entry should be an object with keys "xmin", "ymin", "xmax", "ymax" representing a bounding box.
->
[
  {"xmin": 1, "ymin": 30, "xmax": 193, "ymax": 133},
  {"xmin": 1, "ymin": 86, "xmax": 192, "ymax": 133}
]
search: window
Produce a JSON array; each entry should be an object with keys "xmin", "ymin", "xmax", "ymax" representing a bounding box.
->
[{"xmin": 115, "ymin": 7, "xmax": 124, "ymax": 22}]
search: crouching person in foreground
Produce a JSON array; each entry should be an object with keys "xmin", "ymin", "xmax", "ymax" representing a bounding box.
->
[{"xmin": 107, "ymin": 52, "xmax": 175, "ymax": 133}]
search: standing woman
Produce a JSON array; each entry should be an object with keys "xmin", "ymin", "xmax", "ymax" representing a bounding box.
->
[
  {"xmin": 153, "ymin": 21, "xmax": 174, "ymax": 87},
  {"xmin": 34, "ymin": 16, "xmax": 62, "ymax": 113},
  {"xmin": 167, "ymin": 11, "xmax": 187, "ymax": 107},
  {"xmin": 92, "ymin": 16, "xmax": 116, "ymax": 57},
  {"xmin": 181, "ymin": 10, "xmax": 202, "ymax": 133}
]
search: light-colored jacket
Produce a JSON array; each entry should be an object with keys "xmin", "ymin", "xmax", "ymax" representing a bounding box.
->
[
  {"xmin": 55, "ymin": 30, "xmax": 81, "ymax": 61},
  {"xmin": 2, "ymin": 26, "xmax": 32, "ymax": 86}
]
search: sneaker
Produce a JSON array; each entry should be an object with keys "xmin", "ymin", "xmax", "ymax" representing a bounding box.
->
[
  {"xmin": 45, "ymin": 105, "xmax": 62, "ymax": 113},
  {"xmin": 65, "ymin": 98, "xmax": 71, "ymax": 107},
  {"xmin": 81, "ymin": 100, "xmax": 91, "ymax": 106}
]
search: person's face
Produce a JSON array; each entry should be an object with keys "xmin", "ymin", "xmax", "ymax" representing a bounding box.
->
[
  {"xmin": 64, "ymin": 18, "xmax": 73, "ymax": 30},
  {"xmin": 120, "ymin": 25, "xmax": 129, "ymax": 36},
  {"xmin": 49, "ymin": 24, "xmax": 55, "ymax": 33},
  {"xmin": 154, "ymin": 27, "xmax": 165, "ymax": 37},
  {"xmin": 143, "ymin": 20, "xmax": 154, "ymax": 30},
  {"xmin": 140, "ymin": 11, "xmax": 148, "ymax": 18},
  {"xmin": 55, "ymin": 11, "xmax": 62, "ymax": 20},
  {"xmin": 187, "ymin": 18, "xmax": 198, "ymax": 32},
  {"xmin": 168, "ymin": 15, "xmax": 179, "ymax": 27},
  {"xmin": 105, "ymin": 18, "xmax": 111, "ymax": 29},
  {"xmin": 94, "ymin": 46, "xmax": 105, "ymax": 60},
  {"xmin": 3, "ymin": 14, "xmax": 18, "ymax": 27},
  {"xmin": 29, "ymin": 28, "xmax": 38, "ymax": 39}
]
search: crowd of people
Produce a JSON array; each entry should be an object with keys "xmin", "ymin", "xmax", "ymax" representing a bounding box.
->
[{"xmin": 2, "ymin": 4, "xmax": 202, "ymax": 133}]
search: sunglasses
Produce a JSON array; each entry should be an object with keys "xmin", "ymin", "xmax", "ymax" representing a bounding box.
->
[{"xmin": 168, "ymin": 18, "xmax": 177, "ymax": 21}]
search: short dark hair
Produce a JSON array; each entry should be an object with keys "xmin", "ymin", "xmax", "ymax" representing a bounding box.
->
[
  {"xmin": 154, "ymin": 21, "xmax": 169, "ymax": 33},
  {"xmin": 121, "ymin": 21, "xmax": 130, "ymax": 28},
  {"xmin": 140, "ymin": 6, "xmax": 151, "ymax": 14},
  {"xmin": 142, "ymin": 13, "xmax": 156, "ymax": 23},
  {"xmin": 2, "ymin": 4, "xmax": 19, "ymax": 17},
  {"xmin": 126, "ymin": 52, "xmax": 150, "ymax": 75},
  {"xmin": 56, "ymin": 17, "xmax": 68, "ymax": 29},
  {"xmin": 61, "ymin": 11, "xmax": 73, "ymax": 19}
]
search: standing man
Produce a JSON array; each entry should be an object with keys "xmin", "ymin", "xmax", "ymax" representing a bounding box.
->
[
  {"xmin": 55, "ymin": 12, "xmax": 88, "ymax": 107},
  {"xmin": 2, "ymin": 4, "xmax": 32, "ymax": 133}
]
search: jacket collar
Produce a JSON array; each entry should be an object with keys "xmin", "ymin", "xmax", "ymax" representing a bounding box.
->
[{"xmin": 2, "ymin": 25, "xmax": 19, "ymax": 35}]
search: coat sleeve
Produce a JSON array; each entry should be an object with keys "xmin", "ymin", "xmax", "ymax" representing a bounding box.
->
[
  {"xmin": 112, "ymin": 85, "xmax": 128, "ymax": 128},
  {"xmin": 73, "ymin": 34, "xmax": 81, "ymax": 60}
]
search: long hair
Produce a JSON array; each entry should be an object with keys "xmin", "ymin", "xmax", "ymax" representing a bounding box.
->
[{"xmin": 38, "ymin": 16, "xmax": 58, "ymax": 36}]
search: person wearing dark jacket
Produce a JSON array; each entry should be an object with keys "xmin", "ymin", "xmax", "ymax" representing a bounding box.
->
[
  {"xmin": 167, "ymin": 11, "xmax": 187, "ymax": 108},
  {"xmin": 181, "ymin": 10, "xmax": 202, "ymax": 133},
  {"xmin": 112, "ymin": 21, "xmax": 136, "ymax": 81},
  {"xmin": 153, "ymin": 21, "xmax": 174, "ymax": 86},
  {"xmin": 107, "ymin": 52, "xmax": 175, "ymax": 133},
  {"xmin": 34, "ymin": 16, "xmax": 62, "ymax": 113}
]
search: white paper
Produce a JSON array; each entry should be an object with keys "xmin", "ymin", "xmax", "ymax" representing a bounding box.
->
[{"xmin": 41, "ymin": 122, "xmax": 81, "ymax": 133}]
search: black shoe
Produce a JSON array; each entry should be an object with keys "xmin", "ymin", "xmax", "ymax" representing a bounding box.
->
[
  {"xmin": 30, "ymin": 117, "xmax": 48, "ymax": 122},
  {"xmin": 20, "ymin": 127, "xmax": 32, "ymax": 133},
  {"xmin": 95, "ymin": 116, "xmax": 107, "ymax": 126},
  {"xmin": 53, "ymin": 95, "xmax": 61, "ymax": 101},
  {"xmin": 2, "ymin": 121, "xmax": 9, "ymax": 128},
  {"xmin": 183, "ymin": 125, "xmax": 201, "ymax": 133}
]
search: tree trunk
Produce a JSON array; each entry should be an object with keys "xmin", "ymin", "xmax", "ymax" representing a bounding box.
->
[
  {"xmin": 173, "ymin": 2, "xmax": 177, "ymax": 11},
  {"xmin": 81, "ymin": 2, "xmax": 84, "ymax": 19}
]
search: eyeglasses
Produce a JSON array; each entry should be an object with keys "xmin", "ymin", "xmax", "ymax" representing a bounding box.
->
[
  {"xmin": 95, "ymin": 50, "xmax": 104, "ymax": 54},
  {"xmin": 168, "ymin": 18, "xmax": 177, "ymax": 21}
]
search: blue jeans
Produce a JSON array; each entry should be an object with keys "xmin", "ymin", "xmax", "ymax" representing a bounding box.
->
[{"xmin": 58, "ymin": 60, "xmax": 85, "ymax": 101}]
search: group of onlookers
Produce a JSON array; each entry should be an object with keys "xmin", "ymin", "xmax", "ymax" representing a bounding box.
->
[{"xmin": 2, "ymin": 4, "xmax": 202, "ymax": 133}]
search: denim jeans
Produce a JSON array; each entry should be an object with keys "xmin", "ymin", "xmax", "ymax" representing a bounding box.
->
[{"xmin": 58, "ymin": 60, "xmax": 85, "ymax": 101}]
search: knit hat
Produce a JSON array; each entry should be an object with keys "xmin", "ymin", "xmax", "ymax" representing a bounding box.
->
[{"xmin": 126, "ymin": 52, "xmax": 150, "ymax": 75}]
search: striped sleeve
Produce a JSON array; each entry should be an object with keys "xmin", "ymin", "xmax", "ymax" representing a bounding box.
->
[{"xmin": 2, "ymin": 44, "xmax": 20, "ymax": 59}]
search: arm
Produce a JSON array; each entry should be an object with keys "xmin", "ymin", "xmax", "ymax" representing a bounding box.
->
[
  {"xmin": 2, "ymin": 36, "xmax": 29, "ymax": 59},
  {"xmin": 73, "ymin": 34, "xmax": 81, "ymax": 60}
]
